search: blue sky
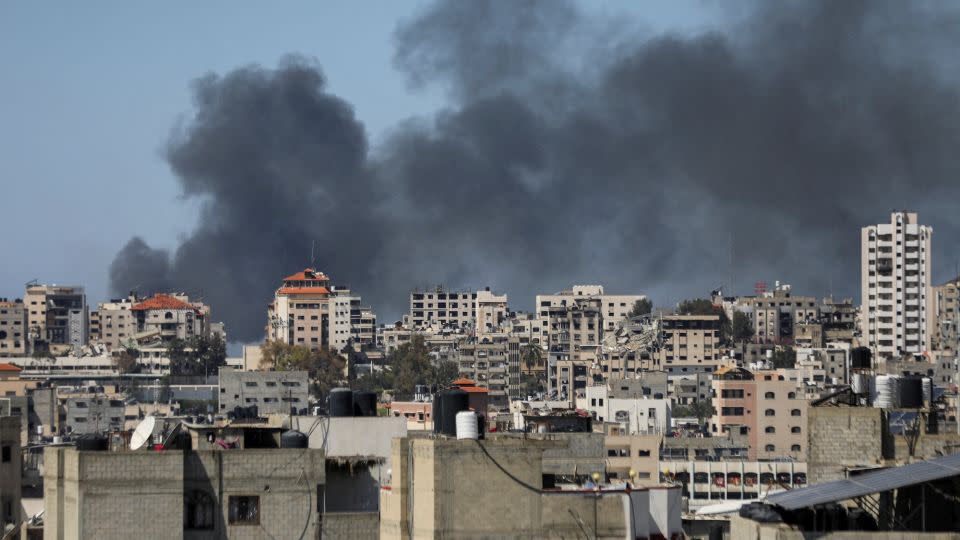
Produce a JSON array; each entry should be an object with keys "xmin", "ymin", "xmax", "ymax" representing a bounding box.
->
[{"xmin": 0, "ymin": 1, "xmax": 712, "ymax": 305}]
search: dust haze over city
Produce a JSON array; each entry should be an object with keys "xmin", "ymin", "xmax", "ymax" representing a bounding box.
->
[{"xmin": 99, "ymin": 0, "xmax": 960, "ymax": 343}]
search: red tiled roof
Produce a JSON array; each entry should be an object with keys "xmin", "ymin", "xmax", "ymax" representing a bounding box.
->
[
  {"xmin": 276, "ymin": 287, "xmax": 331, "ymax": 296},
  {"xmin": 282, "ymin": 269, "xmax": 330, "ymax": 282},
  {"xmin": 452, "ymin": 378, "xmax": 476, "ymax": 386},
  {"xmin": 0, "ymin": 363, "xmax": 22, "ymax": 372},
  {"xmin": 461, "ymin": 386, "xmax": 489, "ymax": 394},
  {"xmin": 131, "ymin": 294, "xmax": 198, "ymax": 312}
]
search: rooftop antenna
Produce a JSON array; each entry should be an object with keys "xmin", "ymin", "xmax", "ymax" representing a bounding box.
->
[{"xmin": 310, "ymin": 240, "xmax": 317, "ymax": 269}]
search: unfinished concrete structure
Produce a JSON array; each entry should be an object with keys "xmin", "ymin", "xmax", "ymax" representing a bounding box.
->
[
  {"xmin": 0, "ymin": 416, "xmax": 21, "ymax": 532},
  {"xmin": 43, "ymin": 445, "xmax": 325, "ymax": 540},
  {"xmin": 380, "ymin": 435, "xmax": 682, "ymax": 540}
]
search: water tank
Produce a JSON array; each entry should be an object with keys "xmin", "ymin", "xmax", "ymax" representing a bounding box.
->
[
  {"xmin": 353, "ymin": 391, "xmax": 378, "ymax": 417},
  {"xmin": 432, "ymin": 392, "xmax": 443, "ymax": 433},
  {"xmin": 899, "ymin": 377, "xmax": 923, "ymax": 409},
  {"xmin": 874, "ymin": 375, "xmax": 897, "ymax": 408},
  {"xmin": 922, "ymin": 377, "xmax": 933, "ymax": 405},
  {"xmin": 851, "ymin": 373, "xmax": 866, "ymax": 395},
  {"xmin": 850, "ymin": 347, "xmax": 872, "ymax": 370},
  {"xmin": 329, "ymin": 388, "xmax": 354, "ymax": 417},
  {"xmin": 438, "ymin": 389, "xmax": 469, "ymax": 436},
  {"xmin": 456, "ymin": 411, "xmax": 479, "ymax": 440},
  {"xmin": 75, "ymin": 434, "xmax": 108, "ymax": 451},
  {"xmin": 280, "ymin": 429, "xmax": 309, "ymax": 448}
]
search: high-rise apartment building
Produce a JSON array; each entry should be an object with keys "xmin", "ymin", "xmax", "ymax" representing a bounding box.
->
[
  {"xmin": 0, "ymin": 299, "xmax": 27, "ymax": 357},
  {"xmin": 535, "ymin": 285, "xmax": 644, "ymax": 334},
  {"xmin": 24, "ymin": 284, "xmax": 87, "ymax": 352},
  {"xmin": 266, "ymin": 269, "xmax": 366, "ymax": 352},
  {"xmin": 735, "ymin": 283, "xmax": 818, "ymax": 344},
  {"xmin": 89, "ymin": 296, "xmax": 137, "ymax": 351},
  {"xmin": 860, "ymin": 212, "xmax": 933, "ymax": 358},
  {"xmin": 657, "ymin": 315, "xmax": 722, "ymax": 374}
]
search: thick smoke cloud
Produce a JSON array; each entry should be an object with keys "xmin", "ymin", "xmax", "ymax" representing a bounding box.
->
[{"xmin": 111, "ymin": 0, "xmax": 960, "ymax": 342}]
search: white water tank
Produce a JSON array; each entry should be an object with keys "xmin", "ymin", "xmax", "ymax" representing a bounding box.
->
[
  {"xmin": 851, "ymin": 374, "xmax": 866, "ymax": 395},
  {"xmin": 874, "ymin": 375, "xmax": 898, "ymax": 409},
  {"xmin": 456, "ymin": 411, "xmax": 479, "ymax": 440}
]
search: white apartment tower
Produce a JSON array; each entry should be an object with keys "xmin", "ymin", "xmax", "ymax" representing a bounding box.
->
[{"xmin": 860, "ymin": 212, "xmax": 933, "ymax": 358}]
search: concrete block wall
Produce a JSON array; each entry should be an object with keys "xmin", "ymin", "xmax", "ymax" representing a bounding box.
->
[
  {"xmin": 322, "ymin": 512, "xmax": 379, "ymax": 539},
  {"xmin": 541, "ymin": 492, "xmax": 629, "ymax": 539},
  {"xmin": 808, "ymin": 407, "xmax": 886, "ymax": 484}
]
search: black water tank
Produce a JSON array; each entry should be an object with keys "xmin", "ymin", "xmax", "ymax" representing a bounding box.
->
[
  {"xmin": 900, "ymin": 377, "xmax": 923, "ymax": 408},
  {"xmin": 353, "ymin": 391, "xmax": 378, "ymax": 417},
  {"xmin": 432, "ymin": 392, "xmax": 444, "ymax": 433},
  {"xmin": 75, "ymin": 434, "xmax": 108, "ymax": 451},
  {"xmin": 438, "ymin": 389, "xmax": 469, "ymax": 436},
  {"xmin": 329, "ymin": 388, "xmax": 354, "ymax": 417},
  {"xmin": 850, "ymin": 347, "xmax": 872, "ymax": 369},
  {"xmin": 280, "ymin": 429, "xmax": 309, "ymax": 448}
]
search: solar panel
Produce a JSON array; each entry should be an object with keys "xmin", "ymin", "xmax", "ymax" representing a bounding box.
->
[{"xmin": 765, "ymin": 452, "xmax": 960, "ymax": 510}]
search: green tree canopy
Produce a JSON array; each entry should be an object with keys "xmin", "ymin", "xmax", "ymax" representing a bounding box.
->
[
  {"xmin": 732, "ymin": 311, "xmax": 754, "ymax": 343},
  {"xmin": 166, "ymin": 335, "xmax": 227, "ymax": 377},
  {"xmin": 262, "ymin": 340, "xmax": 346, "ymax": 401},
  {"xmin": 628, "ymin": 298, "xmax": 653, "ymax": 317},
  {"xmin": 770, "ymin": 346, "xmax": 796, "ymax": 369}
]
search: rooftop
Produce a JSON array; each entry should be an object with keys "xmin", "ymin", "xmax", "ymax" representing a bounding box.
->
[{"xmin": 131, "ymin": 294, "xmax": 198, "ymax": 312}]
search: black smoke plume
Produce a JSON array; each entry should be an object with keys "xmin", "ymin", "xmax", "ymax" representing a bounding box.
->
[{"xmin": 110, "ymin": 0, "xmax": 960, "ymax": 342}]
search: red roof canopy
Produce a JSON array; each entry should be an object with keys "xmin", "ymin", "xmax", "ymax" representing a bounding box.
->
[
  {"xmin": 276, "ymin": 287, "xmax": 331, "ymax": 296},
  {"xmin": 282, "ymin": 269, "xmax": 330, "ymax": 282},
  {"xmin": 452, "ymin": 378, "xmax": 476, "ymax": 386},
  {"xmin": 131, "ymin": 294, "xmax": 198, "ymax": 312},
  {"xmin": 0, "ymin": 363, "xmax": 22, "ymax": 372}
]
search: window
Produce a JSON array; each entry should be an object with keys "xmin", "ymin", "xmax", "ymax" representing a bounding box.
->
[
  {"xmin": 790, "ymin": 409, "xmax": 802, "ymax": 416},
  {"xmin": 787, "ymin": 392, "xmax": 796, "ymax": 399},
  {"xmin": 791, "ymin": 426, "xmax": 801, "ymax": 434},
  {"xmin": 764, "ymin": 426, "xmax": 775, "ymax": 433},
  {"xmin": 184, "ymin": 490, "xmax": 215, "ymax": 530},
  {"xmin": 638, "ymin": 449, "xmax": 651, "ymax": 457},
  {"xmin": 244, "ymin": 382, "xmax": 258, "ymax": 387},
  {"xmin": 1, "ymin": 446, "xmax": 9, "ymax": 462},
  {"xmin": 764, "ymin": 392, "xmax": 775, "ymax": 399},
  {"xmin": 721, "ymin": 407, "xmax": 744, "ymax": 416},
  {"xmin": 764, "ymin": 444, "xmax": 775, "ymax": 452},
  {"xmin": 791, "ymin": 444, "xmax": 801, "ymax": 452},
  {"xmin": 764, "ymin": 409, "xmax": 775, "ymax": 417},
  {"xmin": 228, "ymin": 496, "xmax": 260, "ymax": 525}
]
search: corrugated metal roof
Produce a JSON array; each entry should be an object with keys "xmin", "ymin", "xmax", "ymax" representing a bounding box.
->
[{"xmin": 765, "ymin": 452, "xmax": 960, "ymax": 510}]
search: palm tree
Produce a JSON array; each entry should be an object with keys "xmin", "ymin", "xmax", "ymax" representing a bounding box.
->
[{"xmin": 521, "ymin": 342, "xmax": 544, "ymax": 372}]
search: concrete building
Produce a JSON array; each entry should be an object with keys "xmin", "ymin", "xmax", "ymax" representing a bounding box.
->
[
  {"xmin": 266, "ymin": 268, "xmax": 362, "ymax": 352},
  {"xmin": 456, "ymin": 337, "xmax": 520, "ymax": 406},
  {"xmin": 130, "ymin": 293, "xmax": 213, "ymax": 346},
  {"xmin": 64, "ymin": 396, "xmax": 125, "ymax": 435},
  {"xmin": 933, "ymin": 275, "xmax": 960, "ymax": 354},
  {"xmin": 24, "ymin": 284, "xmax": 87, "ymax": 353},
  {"xmin": 408, "ymin": 287, "xmax": 476, "ymax": 330},
  {"xmin": 660, "ymin": 460, "xmax": 807, "ymax": 507},
  {"xmin": 349, "ymin": 301, "xmax": 377, "ymax": 349},
  {"xmin": 735, "ymin": 283, "xmax": 818, "ymax": 344},
  {"xmin": 819, "ymin": 296, "xmax": 858, "ymax": 343},
  {"xmin": 861, "ymin": 211, "xmax": 934, "ymax": 358},
  {"xmin": 380, "ymin": 435, "xmax": 683, "ymax": 540},
  {"xmin": 88, "ymin": 296, "xmax": 137, "ymax": 351},
  {"xmin": 544, "ymin": 297, "xmax": 604, "ymax": 401},
  {"xmin": 43, "ymin": 443, "xmax": 326, "ymax": 540},
  {"xmin": 709, "ymin": 367, "xmax": 808, "ymax": 461},
  {"xmin": 0, "ymin": 415, "xmax": 21, "ymax": 532},
  {"xmin": 658, "ymin": 314, "xmax": 723, "ymax": 374},
  {"xmin": 218, "ymin": 368, "xmax": 309, "ymax": 415},
  {"xmin": 536, "ymin": 285, "xmax": 645, "ymax": 334},
  {"xmin": 0, "ymin": 299, "xmax": 27, "ymax": 357},
  {"xmin": 603, "ymin": 431, "xmax": 661, "ymax": 484},
  {"xmin": 581, "ymin": 384, "xmax": 672, "ymax": 435}
]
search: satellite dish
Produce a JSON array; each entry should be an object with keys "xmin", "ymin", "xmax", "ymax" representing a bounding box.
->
[{"xmin": 130, "ymin": 416, "xmax": 156, "ymax": 450}]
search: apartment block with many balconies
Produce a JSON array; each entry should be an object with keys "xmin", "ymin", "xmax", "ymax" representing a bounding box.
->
[{"xmin": 860, "ymin": 212, "xmax": 933, "ymax": 359}]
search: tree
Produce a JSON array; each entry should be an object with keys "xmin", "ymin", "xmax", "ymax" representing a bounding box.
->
[
  {"xmin": 673, "ymin": 399, "xmax": 715, "ymax": 425},
  {"xmin": 521, "ymin": 343, "xmax": 544, "ymax": 371},
  {"xmin": 389, "ymin": 335, "xmax": 434, "ymax": 400},
  {"xmin": 732, "ymin": 311, "xmax": 754, "ymax": 343},
  {"xmin": 677, "ymin": 298, "xmax": 732, "ymax": 344},
  {"xmin": 166, "ymin": 335, "xmax": 227, "ymax": 377},
  {"xmin": 114, "ymin": 348, "xmax": 140, "ymax": 375},
  {"xmin": 433, "ymin": 360, "xmax": 459, "ymax": 388},
  {"xmin": 770, "ymin": 346, "xmax": 796, "ymax": 369},
  {"xmin": 263, "ymin": 341, "xmax": 346, "ymax": 401},
  {"xmin": 628, "ymin": 298, "xmax": 653, "ymax": 318}
]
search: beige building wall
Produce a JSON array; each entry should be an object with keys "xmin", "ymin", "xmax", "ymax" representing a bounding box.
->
[
  {"xmin": 933, "ymin": 277, "xmax": 959, "ymax": 354},
  {"xmin": 89, "ymin": 297, "xmax": 136, "ymax": 351},
  {"xmin": 657, "ymin": 315, "xmax": 722, "ymax": 372},
  {"xmin": 603, "ymin": 431, "xmax": 661, "ymax": 484},
  {"xmin": 267, "ymin": 270, "xmax": 360, "ymax": 352},
  {"xmin": 860, "ymin": 212, "xmax": 933, "ymax": 358},
  {"xmin": 736, "ymin": 285, "xmax": 818, "ymax": 344},
  {"xmin": 535, "ymin": 285, "xmax": 644, "ymax": 335}
]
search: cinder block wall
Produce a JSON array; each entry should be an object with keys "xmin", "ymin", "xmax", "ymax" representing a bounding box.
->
[{"xmin": 808, "ymin": 407, "xmax": 885, "ymax": 484}]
